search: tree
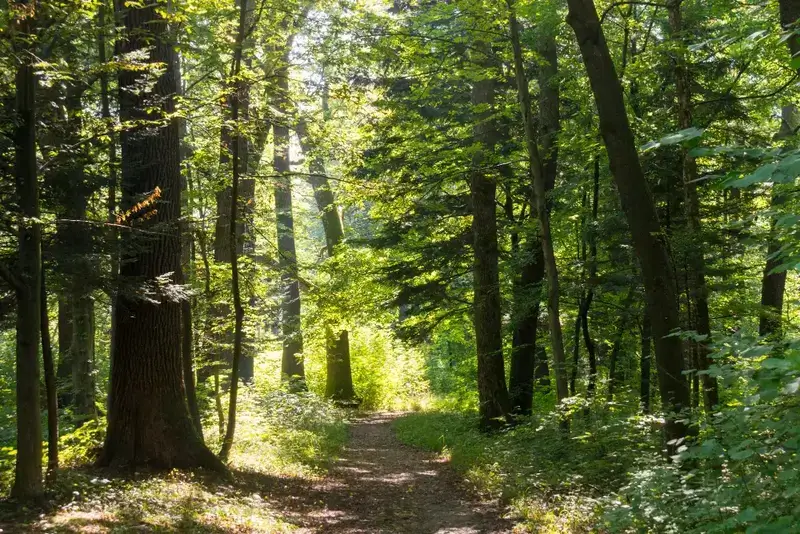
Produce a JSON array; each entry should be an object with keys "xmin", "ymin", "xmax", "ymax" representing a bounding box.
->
[
  {"xmin": 298, "ymin": 91, "xmax": 356, "ymax": 403},
  {"xmin": 10, "ymin": 0, "xmax": 43, "ymax": 499},
  {"xmin": 99, "ymin": 0, "xmax": 222, "ymax": 470},
  {"xmin": 507, "ymin": 1, "xmax": 568, "ymax": 403},
  {"xmin": 470, "ymin": 39, "xmax": 512, "ymax": 429},
  {"xmin": 274, "ymin": 46, "xmax": 306, "ymax": 388},
  {"xmin": 566, "ymin": 0, "xmax": 690, "ymax": 445}
]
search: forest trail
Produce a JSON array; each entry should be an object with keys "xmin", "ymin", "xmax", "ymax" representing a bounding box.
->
[{"xmin": 268, "ymin": 413, "xmax": 511, "ymax": 533}]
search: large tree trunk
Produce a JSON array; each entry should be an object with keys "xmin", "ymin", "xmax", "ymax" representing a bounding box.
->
[
  {"xmin": 566, "ymin": 0, "xmax": 690, "ymax": 445},
  {"xmin": 508, "ymin": 3, "xmax": 569, "ymax": 402},
  {"xmin": 274, "ymin": 52, "xmax": 306, "ymax": 388},
  {"xmin": 668, "ymin": 0, "xmax": 718, "ymax": 410},
  {"xmin": 99, "ymin": 0, "xmax": 222, "ymax": 471},
  {"xmin": 471, "ymin": 41, "xmax": 512, "ymax": 429},
  {"xmin": 11, "ymin": 0, "xmax": 43, "ymax": 498}
]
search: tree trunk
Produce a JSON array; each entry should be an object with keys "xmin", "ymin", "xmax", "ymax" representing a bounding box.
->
[
  {"xmin": 759, "ymin": 0, "xmax": 799, "ymax": 338},
  {"xmin": 509, "ymin": 30, "xmax": 559, "ymax": 414},
  {"xmin": 566, "ymin": 0, "xmax": 690, "ymax": 446},
  {"xmin": 220, "ymin": 0, "xmax": 248, "ymax": 462},
  {"xmin": 274, "ymin": 51, "xmax": 306, "ymax": 389},
  {"xmin": 581, "ymin": 158, "xmax": 600, "ymax": 398},
  {"xmin": 470, "ymin": 40, "xmax": 512, "ymax": 429},
  {"xmin": 640, "ymin": 310, "xmax": 652, "ymax": 413},
  {"xmin": 11, "ymin": 0, "xmax": 42, "ymax": 498},
  {"xmin": 99, "ymin": 1, "xmax": 119, "ymax": 385},
  {"xmin": 509, "ymin": 250, "xmax": 542, "ymax": 415},
  {"xmin": 99, "ymin": 0, "xmax": 223, "ymax": 471},
  {"xmin": 298, "ymin": 103, "xmax": 357, "ymax": 402},
  {"xmin": 41, "ymin": 265, "xmax": 59, "ymax": 482},
  {"xmin": 508, "ymin": 3, "xmax": 569, "ymax": 402},
  {"xmin": 668, "ymin": 0, "xmax": 718, "ymax": 411},
  {"xmin": 175, "ymin": 51, "xmax": 202, "ymax": 439}
]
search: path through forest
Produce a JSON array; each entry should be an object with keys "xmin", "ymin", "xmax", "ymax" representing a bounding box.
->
[{"xmin": 267, "ymin": 413, "xmax": 511, "ymax": 533}]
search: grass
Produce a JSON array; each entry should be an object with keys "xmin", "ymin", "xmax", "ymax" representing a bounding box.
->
[
  {"xmin": 392, "ymin": 405, "xmax": 662, "ymax": 533},
  {"xmin": 0, "ymin": 388, "xmax": 349, "ymax": 533}
]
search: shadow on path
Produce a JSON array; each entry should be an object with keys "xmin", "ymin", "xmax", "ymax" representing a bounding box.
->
[{"xmin": 255, "ymin": 412, "xmax": 511, "ymax": 533}]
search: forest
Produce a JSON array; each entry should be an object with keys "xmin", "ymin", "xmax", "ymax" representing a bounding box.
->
[{"xmin": 0, "ymin": 0, "xmax": 799, "ymax": 531}]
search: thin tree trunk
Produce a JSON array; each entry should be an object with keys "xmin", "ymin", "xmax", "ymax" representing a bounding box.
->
[
  {"xmin": 640, "ymin": 310, "xmax": 652, "ymax": 413},
  {"xmin": 11, "ymin": 0, "xmax": 43, "ymax": 498},
  {"xmin": 41, "ymin": 264, "xmax": 58, "ymax": 483},
  {"xmin": 508, "ymin": 27, "xmax": 558, "ymax": 414},
  {"xmin": 99, "ymin": 0, "xmax": 119, "ymax": 385},
  {"xmin": 220, "ymin": 0, "xmax": 248, "ymax": 462},
  {"xmin": 100, "ymin": 0, "xmax": 223, "ymax": 471},
  {"xmin": 508, "ymin": 2, "xmax": 569, "ymax": 402},
  {"xmin": 668, "ymin": 0, "xmax": 718, "ymax": 410},
  {"xmin": 176, "ymin": 52, "xmax": 202, "ymax": 439},
  {"xmin": 581, "ymin": 158, "xmax": 600, "ymax": 398},
  {"xmin": 608, "ymin": 286, "xmax": 636, "ymax": 402},
  {"xmin": 566, "ymin": 0, "xmax": 690, "ymax": 446}
]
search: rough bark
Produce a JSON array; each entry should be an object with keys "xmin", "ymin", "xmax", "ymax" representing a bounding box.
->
[
  {"xmin": 668, "ymin": 0, "xmax": 718, "ymax": 411},
  {"xmin": 11, "ymin": 0, "xmax": 43, "ymax": 497},
  {"xmin": 470, "ymin": 41, "xmax": 512, "ymax": 429},
  {"xmin": 509, "ymin": 4, "xmax": 569, "ymax": 402},
  {"xmin": 566, "ymin": 0, "xmax": 690, "ymax": 445},
  {"xmin": 99, "ymin": 0, "xmax": 223, "ymax": 471}
]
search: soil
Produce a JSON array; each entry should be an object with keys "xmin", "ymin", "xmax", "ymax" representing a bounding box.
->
[{"xmin": 267, "ymin": 412, "xmax": 512, "ymax": 533}]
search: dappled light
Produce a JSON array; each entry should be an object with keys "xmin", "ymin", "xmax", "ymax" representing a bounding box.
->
[{"xmin": 1, "ymin": 0, "xmax": 799, "ymax": 531}]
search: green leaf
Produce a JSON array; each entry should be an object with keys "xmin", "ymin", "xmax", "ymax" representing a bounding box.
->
[
  {"xmin": 641, "ymin": 127, "xmax": 705, "ymax": 152},
  {"xmin": 730, "ymin": 163, "xmax": 777, "ymax": 188}
]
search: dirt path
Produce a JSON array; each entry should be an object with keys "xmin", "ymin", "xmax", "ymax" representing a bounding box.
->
[{"xmin": 269, "ymin": 413, "xmax": 512, "ymax": 533}]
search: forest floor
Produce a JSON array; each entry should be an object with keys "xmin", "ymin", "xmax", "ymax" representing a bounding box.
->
[{"xmin": 2, "ymin": 412, "xmax": 513, "ymax": 533}]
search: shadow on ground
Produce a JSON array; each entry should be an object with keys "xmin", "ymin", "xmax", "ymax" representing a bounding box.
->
[{"xmin": 0, "ymin": 414, "xmax": 509, "ymax": 533}]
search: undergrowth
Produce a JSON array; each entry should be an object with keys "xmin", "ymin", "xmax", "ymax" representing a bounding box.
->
[
  {"xmin": 393, "ymin": 405, "xmax": 662, "ymax": 533},
  {"xmin": 0, "ymin": 388, "xmax": 348, "ymax": 532}
]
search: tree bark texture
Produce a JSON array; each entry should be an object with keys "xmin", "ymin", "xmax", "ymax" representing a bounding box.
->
[{"xmin": 100, "ymin": 0, "xmax": 222, "ymax": 471}]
